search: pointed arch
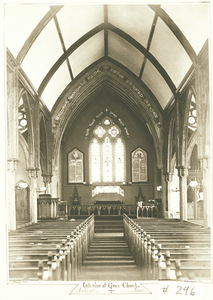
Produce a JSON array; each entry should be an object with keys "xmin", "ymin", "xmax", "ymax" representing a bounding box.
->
[
  {"xmin": 52, "ymin": 60, "xmax": 163, "ymax": 170},
  {"xmin": 89, "ymin": 116, "xmax": 125, "ymax": 184},
  {"xmin": 18, "ymin": 89, "xmax": 35, "ymax": 167}
]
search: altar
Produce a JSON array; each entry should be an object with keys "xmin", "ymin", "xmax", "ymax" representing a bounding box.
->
[
  {"xmin": 94, "ymin": 200, "xmax": 123, "ymax": 205},
  {"xmin": 92, "ymin": 185, "xmax": 124, "ymax": 202}
]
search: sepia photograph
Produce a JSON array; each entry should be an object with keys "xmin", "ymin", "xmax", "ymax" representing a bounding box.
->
[{"xmin": 1, "ymin": 0, "xmax": 213, "ymax": 299}]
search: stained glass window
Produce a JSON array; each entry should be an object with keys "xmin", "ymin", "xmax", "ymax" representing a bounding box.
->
[
  {"xmin": 90, "ymin": 139, "xmax": 101, "ymax": 183},
  {"xmin": 90, "ymin": 118, "xmax": 125, "ymax": 183},
  {"xmin": 94, "ymin": 126, "xmax": 106, "ymax": 138},
  {"xmin": 103, "ymin": 137, "xmax": 113, "ymax": 182},
  {"xmin": 68, "ymin": 148, "xmax": 84, "ymax": 183},
  {"xmin": 115, "ymin": 138, "xmax": 125, "ymax": 182},
  {"xmin": 108, "ymin": 126, "xmax": 119, "ymax": 138},
  {"xmin": 18, "ymin": 97, "xmax": 28, "ymax": 134},
  {"xmin": 132, "ymin": 148, "xmax": 148, "ymax": 182}
]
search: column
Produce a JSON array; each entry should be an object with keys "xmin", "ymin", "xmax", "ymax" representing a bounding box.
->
[
  {"xmin": 160, "ymin": 169, "xmax": 166, "ymax": 219},
  {"xmin": 165, "ymin": 172, "xmax": 173, "ymax": 212},
  {"xmin": 7, "ymin": 160, "xmax": 17, "ymax": 231},
  {"xmin": 200, "ymin": 157, "xmax": 210, "ymax": 228},
  {"xmin": 28, "ymin": 168, "xmax": 38, "ymax": 223},
  {"xmin": 195, "ymin": 55, "xmax": 210, "ymax": 228},
  {"xmin": 7, "ymin": 64, "xmax": 19, "ymax": 231},
  {"xmin": 193, "ymin": 187, "xmax": 198, "ymax": 219},
  {"xmin": 178, "ymin": 167, "xmax": 188, "ymax": 222}
]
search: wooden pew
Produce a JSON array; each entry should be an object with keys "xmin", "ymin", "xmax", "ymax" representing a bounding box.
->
[
  {"xmin": 123, "ymin": 214, "xmax": 211, "ymax": 280},
  {"xmin": 8, "ymin": 214, "xmax": 94, "ymax": 281}
]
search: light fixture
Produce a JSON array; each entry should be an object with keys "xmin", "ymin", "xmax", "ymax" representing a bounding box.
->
[
  {"xmin": 157, "ymin": 186, "xmax": 162, "ymax": 192},
  {"xmin": 189, "ymin": 180, "xmax": 198, "ymax": 188},
  {"xmin": 36, "ymin": 186, "xmax": 46, "ymax": 193},
  {"xmin": 39, "ymin": 187, "xmax": 46, "ymax": 192}
]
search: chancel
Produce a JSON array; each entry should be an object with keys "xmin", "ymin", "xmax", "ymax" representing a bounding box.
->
[{"xmin": 6, "ymin": 3, "xmax": 211, "ymax": 282}]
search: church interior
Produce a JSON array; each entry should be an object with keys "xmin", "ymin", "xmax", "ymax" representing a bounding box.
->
[{"xmin": 6, "ymin": 3, "xmax": 212, "ymax": 282}]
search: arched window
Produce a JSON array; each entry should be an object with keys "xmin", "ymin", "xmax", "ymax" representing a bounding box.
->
[
  {"xmin": 90, "ymin": 117, "xmax": 125, "ymax": 183},
  {"xmin": 188, "ymin": 94, "xmax": 197, "ymax": 132},
  {"xmin": 18, "ymin": 96, "xmax": 28, "ymax": 143}
]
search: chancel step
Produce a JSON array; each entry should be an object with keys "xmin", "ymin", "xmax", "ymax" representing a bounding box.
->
[{"xmin": 78, "ymin": 233, "xmax": 141, "ymax": 281}]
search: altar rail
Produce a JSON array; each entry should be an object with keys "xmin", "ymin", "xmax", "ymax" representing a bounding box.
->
[
  {"xmin": 68, "ymin": 204, "xmax": 136, "ymax": 217},
  {"xmin": 38, "ymin": 214, "xmax": 94, "ymax": 281},
  {"xmin": 137, "ymin": 206, "xmax": 158, "ymax": 218},
  {"xmin": 68, "ymin": 204, "xmax": 158, "ymax": 218},
  {"xmin": 123, "ymin": 214, "xmax": 182, "ymax": 280}
]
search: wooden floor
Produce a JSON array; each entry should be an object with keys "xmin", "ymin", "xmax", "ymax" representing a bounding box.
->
[{"xmin": 78, "ymin": 233, "xmax": 141, "ymax": 281}]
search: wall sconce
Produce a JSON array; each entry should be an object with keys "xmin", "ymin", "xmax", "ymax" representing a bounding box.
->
[
  {"xmin": 36, "ymin": 187, "xmax": 46, "ymax": 193},
  {"xmin": 157, "ymin": 186, "xmax": 162, "ymax": 192},
  {"xmin": 189, "ymin": 180, "xmax": 198, "ymax": 188}
]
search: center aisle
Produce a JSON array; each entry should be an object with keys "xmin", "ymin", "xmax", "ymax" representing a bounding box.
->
[{"xmin": 78, "ymin": 218, "xmax": 141, "ymax": 281}]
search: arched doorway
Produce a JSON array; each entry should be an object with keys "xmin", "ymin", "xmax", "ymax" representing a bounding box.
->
[{"xmin": 15, "ymin": 181, "xmax": 30, "ymax": 225}]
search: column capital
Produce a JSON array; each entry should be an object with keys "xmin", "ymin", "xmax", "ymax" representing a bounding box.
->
[
  {"xmin": 165, "ymin": 172, "xmax": 174, "ymax": 182},
  {"xmin": 177, "ymin": 167, "xmax": 188, "ymax": 178},
  {"xmin": 27, "ymin": 168, "xmax": 39, "ymax": 179}
]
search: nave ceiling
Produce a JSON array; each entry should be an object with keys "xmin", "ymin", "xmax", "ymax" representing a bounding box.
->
[{"xmin": 5, "ymin": 3, "xmax": 209, "ymax": 114}]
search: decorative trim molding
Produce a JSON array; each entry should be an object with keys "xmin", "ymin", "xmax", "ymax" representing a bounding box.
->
[{"xmin": 54, "ymin": 64, "xmax": 161, "ymax": 128}]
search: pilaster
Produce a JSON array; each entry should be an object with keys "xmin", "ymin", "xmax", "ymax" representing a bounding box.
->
[
  {"xmin": 160, "ymin": 169, "xmax": 166, "ymax": 219},
  {"xmin": 7, "ymin": 160, "xmax": 18, "ymax": 230},
  {"xmin": 199, "ymin": 157, "xmax": 211, "ymax": 228},
  {"xmin": 165, "ymin": 172, "xmax": 174, "ymax": 212},
  {"xmin": 177, "ymin": 167, "xmax": 188, "ymax": 222},
  {"xmin": 28, "ymin": 168, "xmax": 39, "ymax": 223}
]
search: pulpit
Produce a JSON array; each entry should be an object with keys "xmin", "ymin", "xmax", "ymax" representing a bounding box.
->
[{"xmin": 37, "ymin": 194, "xmax": 58, "ymax": 219}]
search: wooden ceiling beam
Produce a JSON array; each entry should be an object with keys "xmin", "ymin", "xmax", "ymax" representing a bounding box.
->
[
  {"xmin": 38, "ymin": 23, "xmax": 177, "ymax": 97},
  {"xmin": 139, "ymin": 12, "xmax": 158, "ymax": 79},
  {"xmin": 149, "ymin": 5, "xmax": 197, "ymax": 62},
  {"xmin": 16, "ymin": 6, "xmax": 63, "ymax": 64}
]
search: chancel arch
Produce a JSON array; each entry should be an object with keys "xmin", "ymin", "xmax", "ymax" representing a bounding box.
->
[
  {"xmin": 52, "ymin": 59, "xmax": 163, "ymax": 171},
  {"xmin": 60, "ymin": 89, "xmax": 159, "ymax": 206}
]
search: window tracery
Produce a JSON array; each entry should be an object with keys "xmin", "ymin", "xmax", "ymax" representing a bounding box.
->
[
  {"xmin": 90, "ymin": 117, "xmax": 125, "ymax": 183},
  {"xmin": 18, "ymin": 97, "xmax": 28, "ymax": 134},
  {"xmin": 188, "ymin": 94, "xmax": 197, "ymax": 132}
]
